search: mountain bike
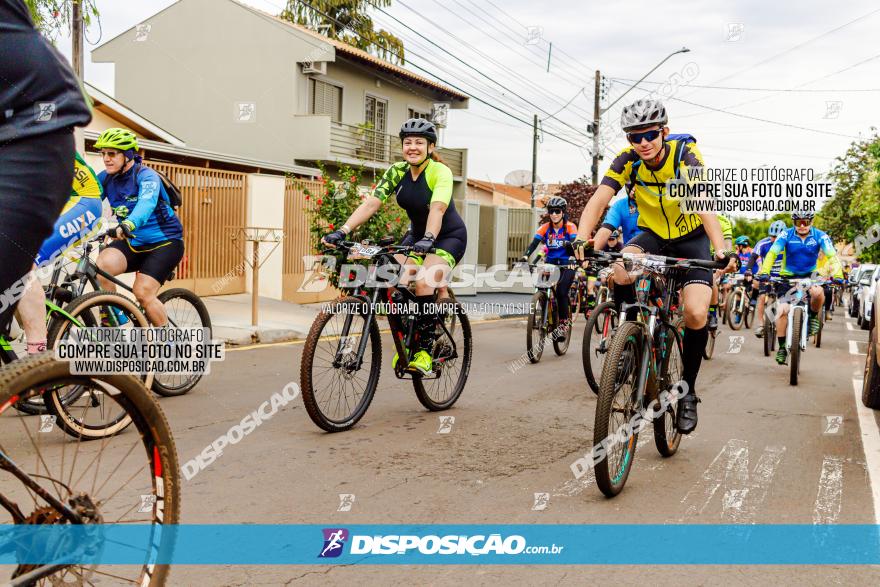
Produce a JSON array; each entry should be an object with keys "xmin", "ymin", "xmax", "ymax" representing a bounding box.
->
[
  {"xmin": 586, "ymin": 250, "xmax": 726, "ymax": 497},
  {"xmin": 581, "ymin": 259, "xmax": 618, "ymax": 394},
  {"xmin": 525, "ymin": 260, "xmax": 577, "ymax": 362},
  {"xmin": 766, "ymin": 276, "xmax": 830, "ymax": 386},
  {"xmin": 0, "ymin": 353, "xmax": 180, "ymax": 585},
  {"xmin": 762, "ymin": 286, "xmax": 779, "ymax": 357},
  {"xmin": 300, "ymin": 239, "xmax": 472, "ymax": 432},
  {"xmin": 48, "ymin": 229, "xmax": 211, "ymax": 397},
  {"xmin": 725, "ymin": 274, "xmax": 754, "ymax": 331}
]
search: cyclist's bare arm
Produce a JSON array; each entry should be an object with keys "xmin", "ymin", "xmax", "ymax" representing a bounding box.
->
[{"xmin": 592, "ymin": 226, "xmax": 612, "ymax": 252}]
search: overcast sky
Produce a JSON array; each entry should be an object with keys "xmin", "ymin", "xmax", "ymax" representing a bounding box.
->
[{"xmin": 59, "ymin": 0, "xmax": 880, "ymax": 187}]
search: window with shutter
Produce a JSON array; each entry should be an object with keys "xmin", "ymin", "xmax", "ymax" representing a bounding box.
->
[
  {"xmin": 408, "ymin": 108, "xmax": 429, "ymax": 120},
  {"xmin": 310, "ymin": 79, "xmax": 341, "ymax": 122}
]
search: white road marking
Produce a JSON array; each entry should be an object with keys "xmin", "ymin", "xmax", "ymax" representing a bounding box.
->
[
  {"xmin": 850, "ymin": 340, "xmax": 866, "ymax": 356},
  {"xmin": 852, "ymin": 378, "xmax": 880, "ymax": 525},
  {"xmin": 813, "ymin": 456, "xmax": 844, "ymax": 524},
  {"xmin": 677, "ymin": 439, "xmax": 785, "ymax": 523},
  {"xmin": 847, "ymin": 322, "xmax": 856, "ymax": 331}
]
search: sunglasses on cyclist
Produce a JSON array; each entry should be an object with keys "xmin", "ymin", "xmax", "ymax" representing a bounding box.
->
[
  {"xmin": 626, "ymin": 129, "xmax": 662, "ymax": 144},
  {"xmin": 794, "ymin": 219, "xmax": 812, "ymax": 227},
  {"xmin": 548, "ymin": 208, "xmax": 564, "ymax": 215}
]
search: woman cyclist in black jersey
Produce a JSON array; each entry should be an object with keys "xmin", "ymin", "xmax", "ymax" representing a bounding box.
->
[{"xmin": 322, "ymin": 118, "xmax": 467, "ymax": 375}]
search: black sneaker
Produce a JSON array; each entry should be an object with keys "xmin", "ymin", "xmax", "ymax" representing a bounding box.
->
[{"xmin": 676, "ymin": 394, "xmax": 701, "ymax": 434}]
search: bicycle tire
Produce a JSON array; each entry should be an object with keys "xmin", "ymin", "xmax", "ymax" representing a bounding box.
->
[
  {"xmin": 45, "ymin": 291, "xmax": 152, "ymax": 440},
  {"xmin": 300, "ymin": 296, "xmax": 381, "ymax": 432},
  {"xmin": 744, "ymin": 295, "xmax": 755, "ymax": 329},
  {"xmin": 790, "ymin": 308, "xmax": 802, "ymax": 386},
  {"xmin": 594, "ymin": 321, "xmax": 643, "ymax": 497},
  {"xmin": 0, "ymin": 353, "xmax": 180, "ymax": 586},
  {"xmin": 703, "ymin": 329, "xmax": 717, "ymax": 360},
  {"xmin": 152, "ymin": 288, "xmax": 213, "ymax": 397},
  {"xmin": 526, "ymin": 291, "xmax": 546, "ymax": 364},
  {"xmin": 654, "ymin": 318, "xmax": 684, "ymax": 457},
  {"xmin": 763, "ymin": 311, "xmax": 774, "ymax": 357},
  {"xmin": 815, "ymin": 309, "xmax": 823, "ymax": 348},
  {"xmin": 727, "ymin": 289, "xmax": 744, "ymax": 331},
  {"xmin": 582, "ymin": 301, "xmax": 618, "ymax": 395},
  {"xmin": 412, "ymin": 297, "xmax": 472, "ymax": 411},
  {"xmin": 552, "ymin": 303, "xmax": 571, "ymax": 356}
]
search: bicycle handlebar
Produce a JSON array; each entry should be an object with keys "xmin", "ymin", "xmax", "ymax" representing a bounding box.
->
[{"xmin": 583, "ymin": 249, "xmax": 729, "ymax": 271}]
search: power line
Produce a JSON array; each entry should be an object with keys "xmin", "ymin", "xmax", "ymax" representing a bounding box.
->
[
  {"xmin": 609, "ymin": 78, "xmax": 880, "ymax": 93},
  {"xmin": 667, "ymin": 95, "xmax": 860, "ymax": 139},
  {"xmin": 296, "ymin": 0, "xmax": 588, "ymax": 148},
  {"xmin": 368, "ymin": 1, "xmax": 591, "ymax": 137}
]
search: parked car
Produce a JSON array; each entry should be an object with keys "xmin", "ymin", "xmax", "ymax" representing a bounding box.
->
[
  {"xmin": 863, "ymin": 275, "xmax": 880, "ymax": 409},
  {"xmin": 851, "ymin": 264, "xmax": 876, "ymax": 318},
  {"xmin": 860, "ymin": 267, "xmax": 880, "ymax": 330},
  {"xmin": 857, "ymin": 265, "xmax": 878, "ymax": 328}
]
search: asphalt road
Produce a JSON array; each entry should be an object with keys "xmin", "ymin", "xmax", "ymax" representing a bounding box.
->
[
  {"xmin": 136, "ymin": 304, "xmax": 879, "ymax": 585},
  {"xmin": 4, "ymin": 306, "xmax": 879, "ymax": 585}
]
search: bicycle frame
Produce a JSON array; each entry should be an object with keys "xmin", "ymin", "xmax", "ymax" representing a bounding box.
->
[{"xmin": 784, "ymin": 279, "xmax": 813, "ymax": 353}]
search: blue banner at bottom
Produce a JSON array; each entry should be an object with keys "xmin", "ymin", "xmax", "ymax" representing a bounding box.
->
[{"xmin": 2, "ymin": 525, "xmax": 880, "ymax": 565}]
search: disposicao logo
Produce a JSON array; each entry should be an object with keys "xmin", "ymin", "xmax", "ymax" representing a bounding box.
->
[{"xmin": 318, "ymin": 528, "xmax": 349, "ymax": 558}]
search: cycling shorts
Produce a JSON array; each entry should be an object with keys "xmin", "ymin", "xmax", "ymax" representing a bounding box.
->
[
  {"xmin": 35, "ymin": 197, "xmax": 103, "ymax": 266},
  {"xmin": 627, "ymin": 228, "xmax": 713, "ymax": 288},
  {"xmin": 107, "ymin": 239, "xmax": 184, "ymax": 284}
]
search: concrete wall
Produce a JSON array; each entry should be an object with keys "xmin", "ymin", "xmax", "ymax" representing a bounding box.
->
[{"xmin": 244, "ymin": 174, "xmax": 286, "ymax": 300}]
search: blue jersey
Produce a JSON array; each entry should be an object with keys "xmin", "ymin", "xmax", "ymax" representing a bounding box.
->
[
  {"xmin": 601, "ymin": 196, "xmax": 642, "ymax": 243},
  {"xmin": 747, "ymin": 236, "xmax": 782, "ymax": 276},
  {"xmin": 535, "ymin": 221, "xmax": 578, "ymax": 265},
  {"xmin": 761, "ymin": 227, "xmax": 838, "ymax": 277},
  {"xmin": 99, "ymin": 164, "xmax": 183, "ymax": 247}
]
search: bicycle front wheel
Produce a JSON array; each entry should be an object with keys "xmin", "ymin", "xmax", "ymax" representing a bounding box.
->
[
  {"xmin": 0, "ymin": 354, "xmax": 180, "ymax": 586},
  {"xmin": 653, "ymin": 318, "xmax": 684, "ymax": 457},
  {"xmin": 300, "ymin": 296, "xmax": 381, "ymax": 432},
  {"xmin": 412, "ymin": 297, "xmax": 472, "ymax": 410},
  {"xmin": 594, "ymin": 321, "xmax": 643, "ymax": 497},
  {"xmin": 46, "ymin": 291, "xmax": 152, "ymax": 440},
  {"xmin": 790, "ymin": 308, "xmax": 803, "ymax": 386},
  {"xmin": 582, "ymin": 301, "xmax": 618, "ymax": 395},
  {"xmin": 526, "ymin": 291, "xmax": 546, "ymax": 364},
  {"xmin": 727, "ymin": 289, "xmax": 744, "ymax": 330},
  {"xmin": 152, "ymin": 288, "xmax": 213, "ymax": 397}
]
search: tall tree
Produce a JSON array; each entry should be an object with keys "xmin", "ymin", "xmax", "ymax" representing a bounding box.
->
[
  {"xmin": 280, "ymin": 0, "xmax": 405, "ymax": 65},
  {"xmin": 24, "ymin": 0, "xmax": 99, "ymax": 41}
]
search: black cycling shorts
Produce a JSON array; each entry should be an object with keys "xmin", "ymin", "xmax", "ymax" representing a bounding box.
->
[
  {"xmin": 627, "ymin": 228, "xmax": 713, "ymax": 288},
  {"xmin": 107, "ymin": 239, "xmax": 184, "ymax": 284}
]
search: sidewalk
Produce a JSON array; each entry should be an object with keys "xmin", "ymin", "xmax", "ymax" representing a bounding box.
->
[{"xmin": 203, "ymin": 291, "xmax": 533, "ymax": 346}]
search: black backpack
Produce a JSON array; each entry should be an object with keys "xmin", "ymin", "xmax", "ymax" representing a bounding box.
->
[{"xmin": 101, "ymin": 163, "xmax": 183, "ymax": 211}]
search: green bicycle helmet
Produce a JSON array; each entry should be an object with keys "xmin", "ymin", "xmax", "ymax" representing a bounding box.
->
[
  {"xmin": 734, "ymin": 235, "xmax": 750, "ymax": 246},
  {"xmin": 94, "ymin": 127, "xmax": 139, "ymax": 151}
]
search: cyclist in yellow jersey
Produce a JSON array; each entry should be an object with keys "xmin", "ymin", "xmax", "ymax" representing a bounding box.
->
[
  {"xmin": 575, "ymin": 99, "xmax": 735, "ymax": 435},
  {"xmin": 17, "ymin": 152, "xmax": 103, "ymax": 354}
]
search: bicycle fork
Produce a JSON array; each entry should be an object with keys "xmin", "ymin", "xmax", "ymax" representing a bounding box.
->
[{"xmin": 785, "ymin": 304, "xmax": 808, "ymax": 352}]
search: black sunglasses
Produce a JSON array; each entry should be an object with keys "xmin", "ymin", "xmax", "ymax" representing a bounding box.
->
[
  {"xmin": 548, "ymin": 208, "xmax": 564, "ymax": 214},
  {"xmin": 626, "ymin": 129, "xmax": 662, "ymax": 144}
]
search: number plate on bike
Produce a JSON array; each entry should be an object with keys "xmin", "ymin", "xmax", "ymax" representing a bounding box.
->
[{"xmin": 348, "ymin": 243, "xmax": 382, "ymax": 259}]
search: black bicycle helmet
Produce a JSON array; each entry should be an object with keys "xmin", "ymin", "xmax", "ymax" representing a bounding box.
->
[
  {"xmin": 399, "ymin": 118, "xmax": 438, "ymax": 143},
  {"xmin": 546, "ymin": 196, "xmax": 567, "ymax": 210}
]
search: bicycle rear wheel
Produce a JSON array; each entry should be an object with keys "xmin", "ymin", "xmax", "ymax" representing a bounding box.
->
[
  {"xmin": 727, "ymin": 289, "xmax": 744, "ymax": 330},
  {"xmin": 790, "ymin": 308, "xmax": 803, "ymax": 386},
  {"xmin": 593, "ymin": 321, "xmax": 643, "ymax": 497},
  {"xmin": 582, "ymin": 301, "xmax": 618, "ymax": 395},
  {"xmin": 152, "ymin": 288, "xmax": 212, "ymax": 397},
  {"xmin": 412, "ymin": 298, "xmax": 472, "ymax": 410},
  {"xmin": 526, "ymin": 291, "xmax": 546, "ymax": 364},
  {"xmin": 653, "ymin": 319, "xmax": 684, "ymax": 457},
  {"xmin": 0, "ymin": 354, "xmax": 179, "ymax": 586},
  {"xmin": 300, "ymin": 296, "xmax": 381, "ymax": 432},
  {"xmin": 45, "ymin": 291, "xmax": 152, "ymax": 440},
  {"xmin": 703, "ymin": 328, "xmax": 717, "ymax": 360}
]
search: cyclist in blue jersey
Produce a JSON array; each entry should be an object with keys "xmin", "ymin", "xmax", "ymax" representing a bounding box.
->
[
  {"xmin": 734, "ymin": 236, "xmax": 752, "ymax": 274},
  {"xmin": 757, "ymin": 211, "xmax": 843, "ymax": 364},
  {"xmin": 93, "ymin": 128, "xmax": 184, "ymax": 327},
  {"xmin": 592, "ymin": 193, "xmax": 642, "ymax": 251},
  {"xmin": 520, "ymin": 196, "xmax": 578, "ymax": 329},
  {"xmin": 746, "ymin": 220, "xmax": 786, "ymax": 338}
]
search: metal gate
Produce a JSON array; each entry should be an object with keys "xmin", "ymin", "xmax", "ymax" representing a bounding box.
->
[
  {"xmin": 282, "ymin": 178, "xmax": 340, "ymax": 303},
  {"xmin": 507, "ymin": 208, "xmax": 537, "ymax": 267},
  {"xmin": 146, "ymin": 161, "xmax": 248, "ymax": 295}
]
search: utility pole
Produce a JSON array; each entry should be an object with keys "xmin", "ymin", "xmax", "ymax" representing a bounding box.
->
[
  {"xmin": 71, "ymin": 0, "xmax": 84, "ymax": 79},
  {"xmin": 591, "ymin": 70, "xmax": 601, "ymax": 185},
  {"xmin": 531, "ymin": 113, "xmax": 538, "ymax": 209}
]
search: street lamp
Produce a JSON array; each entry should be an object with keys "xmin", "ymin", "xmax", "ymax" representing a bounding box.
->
[
  {"xmin": 602, "ymin": 47, "xmax": 690, "ymax": 113},
  {"xmin": 590, "ymin": 47, "xmax": 690, "ymax": 184}
]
